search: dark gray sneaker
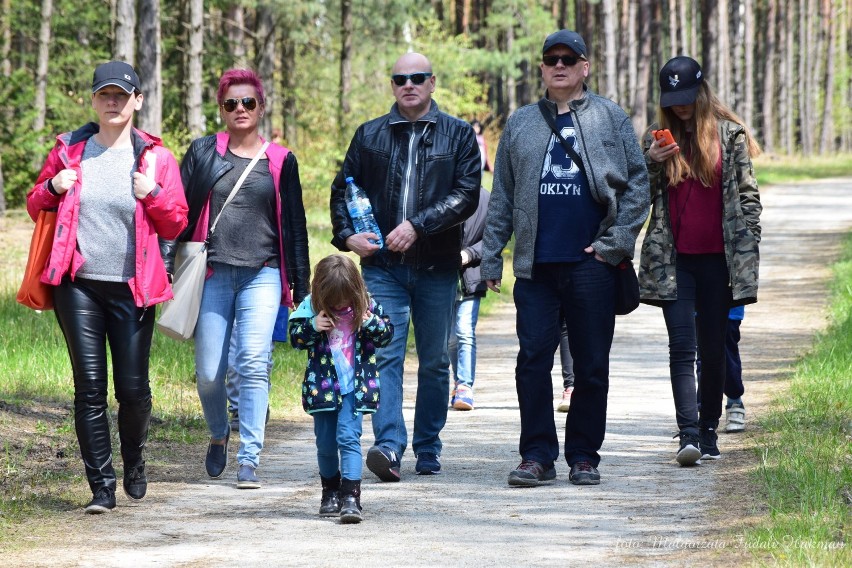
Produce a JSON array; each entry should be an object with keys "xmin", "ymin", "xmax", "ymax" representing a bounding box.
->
[
  {"xmin": 569, "ymin": 461, "xmax": 601, "ymax": 485},
  {"xmin": 366, "ymin": 446, "xmax": 401, "ymax": 482},
  {"xmin": 123, "ymin": 461, "xmax": 148, "ymax": 500},
  {"xmin": 674, "ymin": 432, "xmax": 702, "ymax": 466},
  {"xmin": 85, "ymin": 487, "xmax": 116, "ymax": 514},
  {"xmin": 205, "ymin": 432, "xmax": 229, "ymax": 479},
  {"xmin": 508, "ymin": 460, "xmax": 556, "ymax": 487}
]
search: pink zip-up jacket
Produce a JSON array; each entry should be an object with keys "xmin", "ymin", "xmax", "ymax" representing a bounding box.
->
[{"xmin": 26, "ymin": 122, "xmax": 189, "ymax": 308}]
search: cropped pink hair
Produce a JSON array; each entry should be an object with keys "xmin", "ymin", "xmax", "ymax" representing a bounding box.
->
[{"xmin": 217, "ymin": 69, "xmax": 265, "ymax": 105}]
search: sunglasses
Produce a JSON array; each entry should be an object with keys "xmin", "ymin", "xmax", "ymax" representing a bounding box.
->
[
  {"xmin": 221, "ymin": 97, "xmax": 258, "ymax": 112},
  {"xmin": 542, "ymin": 55, "xmax": 581, "ymax": 67},
  {"xmin": 391, "ymin": 72, "xmax": 433, "ymax": 86}
]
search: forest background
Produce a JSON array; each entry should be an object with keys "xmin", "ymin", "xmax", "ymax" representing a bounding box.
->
[{"xmin": 0, "ymin": 0, "xmax": 850, "ymax": 215}]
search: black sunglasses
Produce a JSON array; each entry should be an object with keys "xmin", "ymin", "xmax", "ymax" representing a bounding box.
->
[
  {"xmin": 391, "ymin": 72, "xmax": 433, "ymax": 86},
  {"xmin": 221, "ymin": 97, "xmax": 258, "ymax": 112},
  {"xmin": 542, "ymin": 55, "xmax": 581, "ymax": 67}
]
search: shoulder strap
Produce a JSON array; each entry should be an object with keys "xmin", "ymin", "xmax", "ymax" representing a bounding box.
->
[
  {"xmin": 537, "ymin": 100, "xmax": 586, "ymax": 178},
  {"xmin": 208, "ymin": 141, "xmax": 270, "ymax": 237}
]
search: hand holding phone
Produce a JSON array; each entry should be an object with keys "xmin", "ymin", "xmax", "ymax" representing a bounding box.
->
[{"xmin": 653, "ymin": 129, "xmax": 676, "ymax": 147}]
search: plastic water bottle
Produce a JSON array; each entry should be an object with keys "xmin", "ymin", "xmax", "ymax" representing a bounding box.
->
[{"xmin": 345, "ymin": 177, "xmax": 383, "ymax": 248}]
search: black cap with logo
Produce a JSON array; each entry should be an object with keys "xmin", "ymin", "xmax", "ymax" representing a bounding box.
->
[
  {"xmin": 659, "ymin": 56, "xmax": 703, "ymax": 108},
  {"xmin": 542, "ymin": 30, "xmax": 588, "ymax": 60},
  {"xmin": 92, "ymin": 61, "xmax": 141, "ymax": 94}
]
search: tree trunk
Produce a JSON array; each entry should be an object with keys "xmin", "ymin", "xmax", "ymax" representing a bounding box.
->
[
  {"xmin": 818, "ymin": 0, "xmax": 836, "ymax": 153},
  {"xmin": 761, "ymin": 0, "xmax": 777, "ymax": 153},
  {"xmin": 281, "ymin": 27, "xmax": 297, "ymax": 146},
  {"xmin": 780, "ymin": 0, "xmax": 795, "ymax": 152},
  {"xmin": 455, "ymin": 0, "xmax": 465, "ymax": 36},
  {"xmin": 506, "ymin": 25, "xmax": 516, "ymax": 115},
  {"xmin": 668, "ymin": 0, "xmax": 678, "ymax": 57},
  {"xmin": 255, "ymin": 3, "xmax": 275, "ymax": 139},
  {"xmin": 743, "ymin": 0, "xmax": 755, "ymax": 127},
  {"xmin": 602, "ymin": 0, "xmax": 618, "ymax": 101},
  {"xmin": 225, "ymin": 4, "xmax": 247, "ymax": 68},
  {"xmin": 631, "ymin": 0, "xmax": 653, "ymax": 133},
  {"xmin": 136, "ymin": 0, "xmax": 162, "ymax": 135},
  {"xmin": 339, "ymin": 0, "xmax": 352, "ymax": 141},
  {"xmin": 701, "ymin": 0, "xmax": 717, "ymax": 79},
  {"xmin": 33, "ymin": 0, "xmax": 52, "ymax": 133},
  {"xmin": 186, "ymin": 0, "xmax": 203, "ymax": 138},
  {"xmin": 0, "ymin": 154, "xmax": 5, "ymax": 216},
  {"xmin": 716, "ymin": 0, "xmax": 730, "ymax": 98},
  {"xmin": 798, "ymin": 0, "xmax": 812, "ymax": 154},
  {"xmin": 1, "ymin": 0, "xmax": 10, "ymax": 77},
  {"xmin": 114, "ymin": 0, "xmax": 135, "ymax": 64},
  {"xmin": 627, "ymin": 0, "xmax": 637, "ymax": 109}
]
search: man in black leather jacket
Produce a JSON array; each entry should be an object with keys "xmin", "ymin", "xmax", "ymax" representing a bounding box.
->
[{"xmin": 330, "ymin": 52, "xmax": 481, "ymax": 482}]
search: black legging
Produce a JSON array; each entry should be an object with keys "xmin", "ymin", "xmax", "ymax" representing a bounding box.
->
[
  {"xmin": 54, "ymin": 277, "xmax": 154, "ymax": 493},
  {"xmin": 662, "ymin": 253, "xmax": 732, "ymax": 435}
]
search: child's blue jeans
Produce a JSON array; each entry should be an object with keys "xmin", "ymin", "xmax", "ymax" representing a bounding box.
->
[{"xmin": 313, "ymin": 392, "xmax": 363, "ymax": 480}]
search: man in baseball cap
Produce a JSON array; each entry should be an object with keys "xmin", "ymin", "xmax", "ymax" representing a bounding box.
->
[
  {"xmin": 659, "ymin": 55, "xmax": 703, "ymax": 107},
  {"xmin": 92, "ymin": 61, "xmax": 141, "ymax": 94}
]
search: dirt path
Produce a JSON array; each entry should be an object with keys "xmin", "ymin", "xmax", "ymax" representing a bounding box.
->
[{"xmin": 4, "ymin": 179, "xmax": 852, "ymax": 567}]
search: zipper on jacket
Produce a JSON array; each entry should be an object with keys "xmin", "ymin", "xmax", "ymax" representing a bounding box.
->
[{"xmin": 400, "ymin": 122, "xmax": 423, "ymax": 266}]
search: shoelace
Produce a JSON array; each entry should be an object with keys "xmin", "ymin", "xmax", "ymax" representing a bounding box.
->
[{"xmin": 573, "ymin": 461, "xmax": 594, "ymax": 473}]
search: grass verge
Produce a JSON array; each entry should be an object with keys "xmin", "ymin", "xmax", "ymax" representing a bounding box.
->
[{"xmin": 746, "ymin": 233, "xmax": 852, "ymax": 566}]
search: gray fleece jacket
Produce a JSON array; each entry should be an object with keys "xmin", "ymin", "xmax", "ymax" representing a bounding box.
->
[{"xmin": 481, "ymin": 87, "xmax": 650, "ymax": 281}]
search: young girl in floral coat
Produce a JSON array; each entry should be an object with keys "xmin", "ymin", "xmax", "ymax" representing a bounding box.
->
[{"xmin": 289, "ymin": 254, "xmax": 393, "ymax": 523}]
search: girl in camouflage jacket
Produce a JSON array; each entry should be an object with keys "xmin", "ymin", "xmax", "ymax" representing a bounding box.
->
[
  {"xmin": 638, "ymin": 56, "xmax": 761, "ymax": 468},
  {"xmin": 289, "ymin": 254, "xmax": 393, "ymax": 523}
]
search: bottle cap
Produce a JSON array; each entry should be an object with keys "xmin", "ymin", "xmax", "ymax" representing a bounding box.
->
[{"xmin": 345, "ymin": 176, "xmax": 354, "ymax": 183}]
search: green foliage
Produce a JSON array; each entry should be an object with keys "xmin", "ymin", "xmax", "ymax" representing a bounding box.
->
[
  {"xmin": 748, "ymin": 233, "xmax": 852, "ymax": 566},
  {"xmin": 755, "ymin": 154, "xmax": 852, "ymax": 187}
]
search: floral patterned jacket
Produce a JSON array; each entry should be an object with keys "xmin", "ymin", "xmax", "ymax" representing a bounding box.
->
[{"xmin": 288, "ymin": 294, "xmax": 393, "ymax": 414}]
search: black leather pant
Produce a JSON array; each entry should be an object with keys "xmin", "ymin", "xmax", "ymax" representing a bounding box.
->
[{"xmin": 54, "ymin": 277, "xmax": 154, "ymax": 494}]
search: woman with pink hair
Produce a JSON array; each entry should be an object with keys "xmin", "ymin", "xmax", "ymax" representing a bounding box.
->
[{"xmin": 166, "ymin": 69, "xmax": 310, "ymax": 488}]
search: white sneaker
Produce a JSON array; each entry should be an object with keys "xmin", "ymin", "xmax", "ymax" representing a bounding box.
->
[
  {"xmin": 556, "ymin": 386, "xmax": 573, "ymax": 412},
  {"xmin": 725, "ymin": 403, "xmax": 746, "ymax": 432}
]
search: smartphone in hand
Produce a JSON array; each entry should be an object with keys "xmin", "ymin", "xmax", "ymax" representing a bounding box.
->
[{"xmin": 653, "ymin": 129, "xmax": 676, "ymax": 147}]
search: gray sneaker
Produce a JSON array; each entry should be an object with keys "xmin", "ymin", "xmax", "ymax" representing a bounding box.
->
[
  {"xmin": 237, "ymin": 464, "xmax": 261, "ymax": 489},
  {"xmin": 508, "ymin": 460, "xmax": 556, "ymax": 487}
]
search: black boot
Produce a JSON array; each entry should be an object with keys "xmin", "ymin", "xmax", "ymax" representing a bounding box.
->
[
  {"xmin": 339, "ymin": 478, "xmax": 362, "ymax": 524},
  {"xmin": 319, "ymin": 472, "xmax": 341, "ymax": 517}
]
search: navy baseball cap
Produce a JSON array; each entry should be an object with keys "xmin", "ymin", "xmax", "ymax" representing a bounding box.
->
[
  {"xmin": 542, "ymin": 30, "xmax": 587, "ymax": 60},
  {"xmin": 659, "ymin": 56, "xmax": 703, "ymax": 107},
  {"xmin": 92, "ymin": 61, "xmax": 141, "ymax": 94}
]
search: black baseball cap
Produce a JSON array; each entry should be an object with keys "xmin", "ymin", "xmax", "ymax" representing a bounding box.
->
[
  {"xmin": 92, "ymin": 61, "xmax": 141, "ymax": 94},
  {"xmin": 659, "ymin": 56, "xmax": 703, "ymax": 107},
  {"xmin": 542, "ymin": 30, "xmax": 587, "ymax": 60}
]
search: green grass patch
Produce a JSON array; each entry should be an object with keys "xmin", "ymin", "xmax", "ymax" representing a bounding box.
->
[
  {"xmin": 747, "ymin": 233, "xmax": 852, "ymax": 566},
  {"xmin": 754, "ymin": 153, "xmax": 852, "ymax": 187}
]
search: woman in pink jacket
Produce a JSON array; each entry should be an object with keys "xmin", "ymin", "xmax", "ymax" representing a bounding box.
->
[{"xmin": 26, "ymin": 61, "xmax": 187, "ymax": 514}]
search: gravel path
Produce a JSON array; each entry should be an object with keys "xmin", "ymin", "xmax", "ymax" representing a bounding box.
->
[{"xmin": 5, "ymin": 179, "xmax": 852, "ymax": 567}]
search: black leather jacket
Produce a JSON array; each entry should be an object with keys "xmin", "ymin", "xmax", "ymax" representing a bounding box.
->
[
  {"xmin": 162, "ymin": 133, "xmax": 310, "ymax": 304},
  {"xmin": 330, "ymin": 101, "xmax": 481, "ymax": 270}
]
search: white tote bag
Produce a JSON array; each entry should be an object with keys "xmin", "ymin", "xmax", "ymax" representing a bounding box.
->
[{"xmin": 156, "ymin": 142, "xmax": 269, "ymax": 341}]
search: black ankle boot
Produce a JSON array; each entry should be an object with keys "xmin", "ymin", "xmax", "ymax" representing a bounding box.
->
[
  {"xmin": 339, "ymin": 478, "xmax": 362, "ymax": 524},
  {"xmin": 319, "ymin": 472, "xmax": 341, "ymax": 517}
]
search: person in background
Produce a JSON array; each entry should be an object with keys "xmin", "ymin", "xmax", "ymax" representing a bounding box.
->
[
  {"xmin": 471, "ymin": 119, "xmax": 492, "ymax": 173},
  {"xmin": 168, "ymin": 68, "xmax": 310, "ymax": 488},
  {"xmin": 289, "ymin": 254, "xmax": 394, "ymax": 524},
  {"xmin": 555, "ymin": 317, "xmax": 575, "ymax": 412},
  {"xmin": 639, "ymin": 56, "xmax": 761, "ymax": 466},
  {"xmin": 27, "ymin": 61, "xmax": 188, "ymax": 513},
  {"xmin": 696, "ymin": 306, "xmax": 747, "ymax": 432},
  {"xmin": 330, "ymin": 52, "xmax": 481, "ymax": 481},
  {"xmin": 449, "ymin": 186, "xmax": 491, "ymax": 411},
  {"xmin": 481, "ymin": 30, "xmax": 649, "ymax": 487}
]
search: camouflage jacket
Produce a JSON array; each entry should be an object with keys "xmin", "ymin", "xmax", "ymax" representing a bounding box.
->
[{"xmin": 638, "ymin": 119, "xmax": 762, "ymax": 305}]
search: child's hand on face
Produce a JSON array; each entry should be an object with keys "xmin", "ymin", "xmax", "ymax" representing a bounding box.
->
[
  {"xmin": 313, "ymin": 310, "xmax": 334, "ymax": 332},
  {"xmin": 361, "ymin": 309, "xmax": 373, "ymax": 324}
]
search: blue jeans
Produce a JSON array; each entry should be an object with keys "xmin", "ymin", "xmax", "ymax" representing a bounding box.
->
[
  {"xmin": 313, "ymin": 392, "xmax": 364, "ymax": 480},
  {"xmin": 449, "ymin": 295, "xmax": 481, "ymax": 388},
  {"xmin": 513, "ymin": 258, "xmax": 615, "ymax": 468},
  {"xmin": 226, "ymin": 325, "xmax": 273, "ymax": 413},
  {"xmin": 195, "ymin": 263, "xmax": 280, "ymax": 468},
  {"xmin": 362, "ymin": 263, "xmax": 457, "ymax": 458}
]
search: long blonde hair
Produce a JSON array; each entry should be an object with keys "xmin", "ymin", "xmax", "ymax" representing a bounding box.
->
[
  {"xmin": 659, "ymin": 82, "xmax": 761, "ymax": 188},
  {"xmin": 310, "ymin": 254, "xmax": 369, "ymax": 325}
]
